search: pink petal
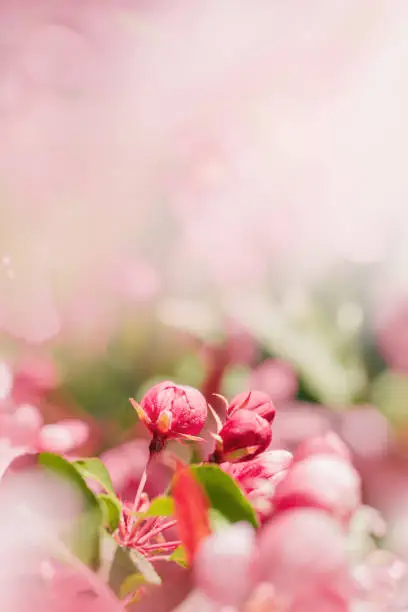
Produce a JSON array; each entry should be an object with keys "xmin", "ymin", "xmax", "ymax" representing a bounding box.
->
[
  {"xmin": 194, "ymin": 522, "xmax": 255, "ymax": 607},
  {"xmin": 38, "ymin": 420, "xmax": 89, "ymax": 454}
]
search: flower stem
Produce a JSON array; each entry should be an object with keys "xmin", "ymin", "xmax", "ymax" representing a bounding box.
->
[{"xmin": 125, "ymin": 453, "xmax": 152, "ymax": 545}]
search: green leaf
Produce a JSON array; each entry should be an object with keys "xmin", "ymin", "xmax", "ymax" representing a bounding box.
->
[
  {"xmin": 73, "ymin": 458, "xmax": 115, "ymax": 494},
  {"xmin": 209, "ymin": 508, "xmax": 230, "ymax": 532},
  {"xmin": 170, "ymin": 545, "xmax": 188, "ymax": 568},
  {"xmin": 138, "ymin": 495, "xmax": 174, "ymax": 518},
  {"xmin": 190, "ymin": 464, "xmax": 259, "ymax": 528},
  {"xmin": 99, "ymin": 494, "xmax": 122, "ymax": 532},
  {"xmin": 38, "ymin": 453, "xmax": 102, "ymax": 568}
]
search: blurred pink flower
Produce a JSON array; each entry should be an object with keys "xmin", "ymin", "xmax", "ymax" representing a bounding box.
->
[
  {"xmin": 248, "ymin": 359, "xmax": 298, "ymax": 406},
  {"xmin": 11, "ymin": 355, "xmax": 59, "ymax": 404},
  {"xmin": 0, "ymin": 385, "xmax": 90, "ymax": 477},
  {"xmin": 0, "ymin": 468, "xmax": 123, "ymax": 612},
  {"xmin": 194, "ymin": 522, "xmax": 255, "ymax": 607},
  {"xmin": 271, "ymin": 402, "xmax": 331, "ymax": 452},
  {"xmin": 255, "ymin": 508, "xmax": 352, "ymax": 611},
  {"xmin": 294, "ymin": 431, "xmax": 352, "ymax": 464},
  {"xmin": 274, "ymin": 455, "xmax": 361, "ymax": 525}
]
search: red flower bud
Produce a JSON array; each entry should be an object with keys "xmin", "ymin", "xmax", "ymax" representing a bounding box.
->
[
  {"xmin": 212, "ymin": 409, "xmax": 272, "ymax": 463},
  {"xmin": 294, "ymin": 431, "xmax": 352, "ymax": 464},
  {"xmin": 130, "ymin": 381, "xmax": 208, "ymax": 450},
  {"xmin": 227, "ymin": 391, "xmax": 276, "ymax": 423}
]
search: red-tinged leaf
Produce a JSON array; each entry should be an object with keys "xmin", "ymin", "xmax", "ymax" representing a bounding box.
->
[{"xmin": 172, "ymin": 464, "xmax": 211, "ymax": 565}]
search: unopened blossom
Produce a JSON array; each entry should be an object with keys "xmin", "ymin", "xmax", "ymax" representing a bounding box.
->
[
  {"xmin": 294, "ymin": 431, "xmax": 352, "ymax": 464},
  {"xmin": 223, "ymin": 450, "xmax": 293, "ymax": 521},
  {"xmin": 255, "ymin": 508, "xmax": 353, "ymax": 611},
  {"xmin": 210, "ymin": 409, "xmax": 272, "ymax": 463},
  {"xmin": 194, "ymin": 522, "xmax": 256, "ymax": 607},
  {"xmin": 130, "ymin": 381, "xmax": 208, "ymax": 452},
  {"xmin": 224, "ymin": 449, "xmax": 293, "ymax": 486},
  {"xmin": 274, "ymin": 455, "xmax": 361, "ymax": 524},
  {"xmin": 227, "ymin": 390, "xmax": 276, "ymax": 423}
]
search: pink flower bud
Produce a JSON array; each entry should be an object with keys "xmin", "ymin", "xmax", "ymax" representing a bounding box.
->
[
  {"xmin": 294, "ymin": 431, "xmax": 352, "ymax": 464},
  {"xmin": 223, "ymin": 450, "xmax": 293, "ymax": 521},
  {"xmin": 130, "ymin": 381, "xmax": 208, "ymax": 449},
  {"xmin": 256, "ymin": 508, "xmax": 352, "ymax": 610},
  {"xmin": 212, "ymin": 409, "xmax": 272, "ymax": 463},
  {"xmin": 223, "ymin": 450, "xmax": 293, "ymax": 492},
  {"xmin": 194, "ymin": 522, "xmax": 256, "ymax": 607},
  {"xmin": 227, "ymin": 390, "xmax": 276, "ymax": 423},
  {"xmin": 274, "ymin": 455, "xmax": 361, "ymax": 524}
]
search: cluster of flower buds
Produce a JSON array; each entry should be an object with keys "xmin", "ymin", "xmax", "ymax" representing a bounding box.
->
[
  {"xmin": 215, "ymin": 391, "xmax": 361, "ymax": 526},
  {"xmin": 195, "ymin": 426, "xmax": 407, "ymax": 611}
]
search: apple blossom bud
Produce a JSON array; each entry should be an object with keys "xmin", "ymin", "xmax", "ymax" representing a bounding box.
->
[
  {"xmin": 223, "ymin": 450, "xmax": 293, "ymax": 491},
  {"xmin": 256, "ymin": 508, "xmax": 352, "ymax": 610},
  {"xmin": 274, "ymin": 455, "xmax": 361, "ymax": 524},
  {"xmin": 227, "ymin": 390, "xmax": 276, "ymax": 423},
  {"xmin": 194, "ymin": 522, "xmax": 256, "ymax": 607},
  {"xmin": 222, "ymin": 450, "xmax": 293, "ymax": 521},
  {"xmin": 294, "ymin": 431, "xmax": 352, "ymax": 464},
  {"xmin": 211, "ymin": 409, "xmax": 272, "ymax": 463},
  {"xmin": 130, "ymin": 381, "xmax": 208, "ymax": 452}
]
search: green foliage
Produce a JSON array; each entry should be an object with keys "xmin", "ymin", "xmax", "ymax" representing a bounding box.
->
[
  {"xmin": 73, "ymin": 457, "xmax": 115, "ymax": 494},
  {"xmin": 190, "ymin": 464, "xmax": 258, "ymax": 527},
  {"xmin": 99, "ymin": 494, "xmax": 122, "ymax": 532},
  {"xmin": 38, "ymin": 453, "xmax": 102, "ymax": 568}
]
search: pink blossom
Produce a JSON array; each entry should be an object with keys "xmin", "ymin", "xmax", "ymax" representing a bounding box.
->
[
  {"xmin": 255, "ymin": 508, "xmax": 353, "ymax": 610},
  {"xmin": 248, "ymin": 359, "xmax": 298, "ymax": 406},
  {"xmin": 352, "ymin": 550, "xmax": 408, "ymax": 609},
  {"xmin": 11, "ymin": 356, "xmax": 59, "ymax": 404},
  {"xmin": 0, "ymin": 468, "xmax": 122, "ymax": 612},
  {"xmin": 194, "ymin": 522, "xmax": 256, "ymax": 607},
  {"xmin": 131, "ymin": 381, "xmax": 208, "ymax": 451},
  {"xmin": 211, "ymin": 409, "xmax": 272, "ymax": 463},
  {"xmin": 0, "ymin": 395, "xmax": 90, "ymax": 477},
  {"xmin": 227, "ymin": 390, "xmax": 276, "ymax": 423},
  {"xmin": 274, "ymin": 455, "xmax": 361, "ymax": 524},
  {"xmin": 294, "ymin": 431, "xmax": 352, "ymax": 463},
  {"xmin": 37, "ymin": 419, "xmax": 89, "ymax": 454},
  {"xmin": 222, "ymin": 450, "xmax": 293, "ymax": 520}
]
